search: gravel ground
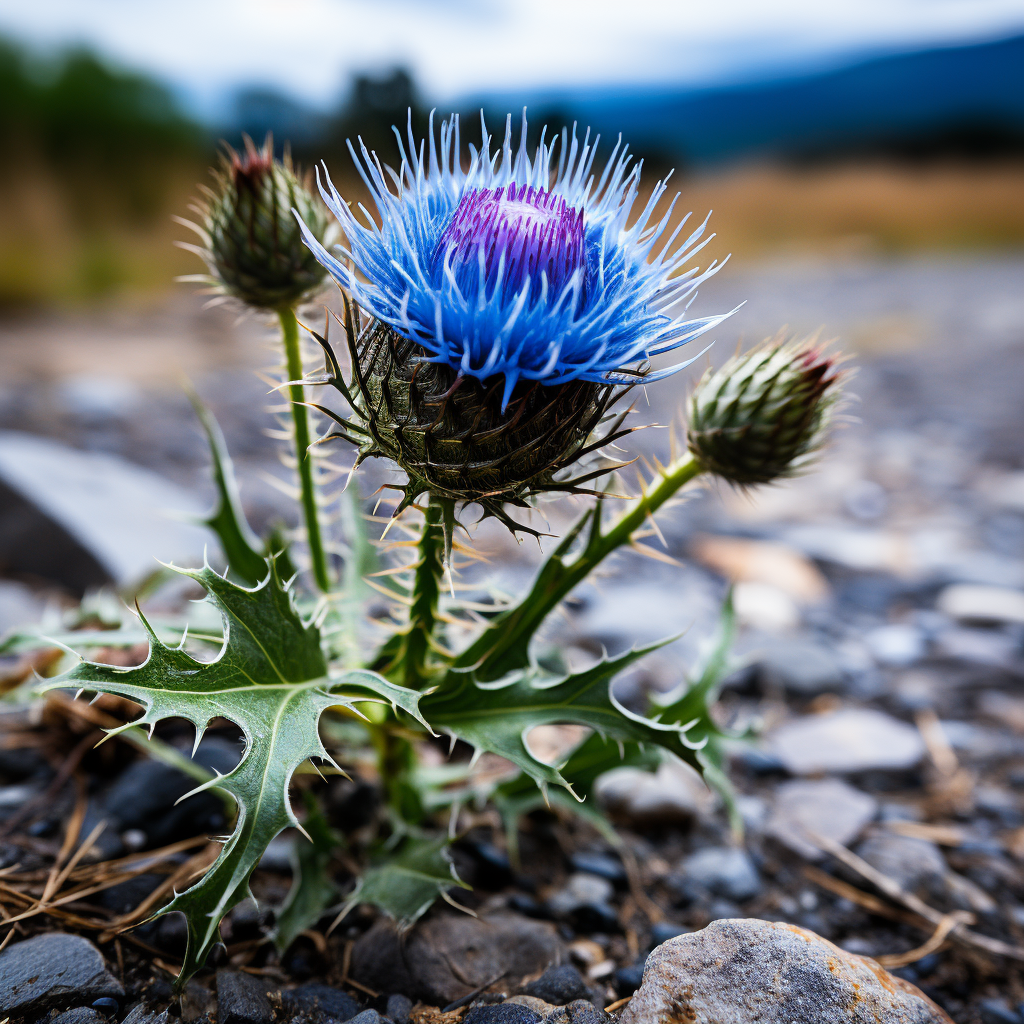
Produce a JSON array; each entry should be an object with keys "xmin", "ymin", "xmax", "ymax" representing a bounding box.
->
[{"xmin": 2, "ymin": 252, "xmax": 1024, "ymax": 1023}]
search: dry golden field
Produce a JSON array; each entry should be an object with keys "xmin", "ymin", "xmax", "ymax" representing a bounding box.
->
[{"xmin": 1, "ymin": 158, "xmax": 1022, "ymax": 308}]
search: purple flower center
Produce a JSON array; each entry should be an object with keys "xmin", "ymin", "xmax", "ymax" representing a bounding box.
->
[{"xmin": 437, "ymin": 183, "xmax": 585, "ymax": 300}]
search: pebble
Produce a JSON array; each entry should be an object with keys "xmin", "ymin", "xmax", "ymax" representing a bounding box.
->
[
  {"xmin": 216, "ymin": 968, "xmax": 274, "ymax": 1024},
  {"xmin": 0, "ymin": 932, "xmax": 123, "ymax": 1019},
  {"xmin": 507, "ymin": 995, "xmax": 559, "ymax": 1016},
  {"xmin": 386, "ymin": 993, "xmax": 414, "ymax": 1024},
  {"xmin": 767, "ymin": 708, "xmax": 926, "ymax": 775},
  {"xmin": 347, "ymin": 1011, "xmax": 384, "ymax": 1024},
  {"xmin": 979, "ymin": 1001, "xmax": 1024, "ymax": 1024},
  {"xmin": 464, "ymin": 1004, "xmax": 543, "ymax": 1024},
  {"xmin": 649, "ymin": 922, "xmax": 688, "ymax": 945},
  {"xmin": 350, "ymin": 913, "xmax": 563, "ymax": 1005},
  {"xmin": 281, "ymin": 982, "xmax": 362, "ymax": 1020},
  {"xmin": 120, "ymin": 1009, "xmax": 172, "ymax": 1024},
  {"xmin": 732, "ymin": 581, "xmax": 801, "ymax": 632},
  {"xmin": 51, "ymin": 1011, "xmax": 108, "ymax": 1024},
  {"xmin": 618, "ymin": 918, "xmax": 954, "ymax": 1024},
  {"xmin": 675, "ymin": 847, "xmax": 761, "ymax": 902},
  {"xmin": 104, "ymin": 736, "xmax": 240, "ymax": 847},
  {"xmin": 569, "ymin": 851, "xmax": 626, "ymax": 884},
  {"xmin": 856, "ymin": 833, "xmax": 947, "ymax": 897},
  {"xmin": 863, "ymin": 623, "xmax": 928, "ymax": 666},
  {"xmin": 937, "ymin": 583, "xmax": 1024, "ymax": 625},
  {"xmin": 548, "ymin": 873, "xmax": 615, "ymax": 915},
  {"xmin": 766, "ymin": 778, "xmax": 878, "ymax": 860},
  {"xmin": 596, "ymin": 762, "xmax": 714, "ymax": 825},
  {"xmin": 614, "ymin": 960, "xmax": 648, "ymax": 995},
  {"xmin": 524, "ymin": 963, "xmax": 590, "ymax": 1004},
  {"xmin": 753, "ymin": 639, "xmax": 845, "ymax": 695},
  {"xmin": 91, "ymin": 997, "xmax": 121, "ymax": 1014}
]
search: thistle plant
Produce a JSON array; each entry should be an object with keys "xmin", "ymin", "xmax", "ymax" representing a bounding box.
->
[{"xmin": 26, "ymin": 114, "xmax": 848, "ymax": 988}]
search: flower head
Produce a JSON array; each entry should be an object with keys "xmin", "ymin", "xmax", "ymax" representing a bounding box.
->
[
  {"xmin": 298, "ymin": 112, "xmax": 736, "ymax": 411},
  {"xmin": 687, "ymin": 335, "xmax": 848, "ymax": 485},
  {"xmin": 178, "ymin": 135, "xmax": 331, "ymax": 310}
]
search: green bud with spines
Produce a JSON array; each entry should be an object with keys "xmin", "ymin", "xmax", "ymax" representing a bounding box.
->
[
  {"xmin": 687, "ymin": 335, "xmax": 847, "ymax": 485},
  {"xmin": 179, "ymin": 135, "xmax": 331, "ymax": 310}
]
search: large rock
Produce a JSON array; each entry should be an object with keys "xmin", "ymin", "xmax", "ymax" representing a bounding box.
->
[
  {"xmin": 350, "ymin": 913, "xmax": 563, "ymax": 1005},
  {"xmin": 768, "ymin": 708, "xmax": 925, "ymax": 775},
  {"xmin": 766, "ymin": 778, "xmax": 877, "ymax": 860},
  {"xmin": 0, "ymin": 932, "xmax": 123, "ymax": 1018},
  {"xmin": 0, "ymin": 430, "xmax": 211, "ymax": 593},
  {"xmin": 618, "ymin": 919, "xmax": 953, "ymax": 1024}
]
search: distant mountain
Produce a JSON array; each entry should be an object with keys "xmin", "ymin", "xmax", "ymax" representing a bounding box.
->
[{"xmin": 477, "ymin": 33, "xmax": 1024, "ymax": 164}]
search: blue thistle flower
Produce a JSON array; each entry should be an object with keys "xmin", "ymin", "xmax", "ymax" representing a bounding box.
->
[{"xmin": 298, "ymin": 111, "xmax": 736, "ymax": 412}]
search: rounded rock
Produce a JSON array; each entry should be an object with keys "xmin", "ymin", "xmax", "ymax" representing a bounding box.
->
[{"xmin": 618, "ymin": 919, "xmax": 953, "ymax": 1024}]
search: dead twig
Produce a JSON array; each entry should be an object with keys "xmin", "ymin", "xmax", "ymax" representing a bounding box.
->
[
  {"xmin": 804, "ymin": 828, "xmax": 1024, "ymax": 963},
  {"xmin": 875, "ymin": 913, "xmax": 971, "ymax": 969}
]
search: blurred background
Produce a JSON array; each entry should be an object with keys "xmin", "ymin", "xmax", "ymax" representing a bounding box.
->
[{"xmin": 2, "ymin": 0, "xmax": 1024, "ymax": 653}]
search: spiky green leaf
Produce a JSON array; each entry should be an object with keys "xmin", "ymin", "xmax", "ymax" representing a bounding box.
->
[
  {"xmin": 424, "ymin": 640, "xmax": 705, "ymax": 796},
  {"xmin": 347, "ymin": 836, "xmax": 467, "ymax": 927},
  {"xmin": 37, "ymin": 560, "xmax": 422, "ymax": 986}
]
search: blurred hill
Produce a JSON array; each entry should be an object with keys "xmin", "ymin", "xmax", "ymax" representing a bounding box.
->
[
  {"xmin": 484, "ymin": 33, "xmax": 1024, "ymax": 165},
  {"xmin": 0, "ymin": 31, "xmax": 1023, "ymax": 311}
]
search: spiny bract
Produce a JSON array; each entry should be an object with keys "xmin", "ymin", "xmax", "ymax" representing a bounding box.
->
[
  {"xmin": 178, "ymin": 135, "xmax": 331, "ymax": 310},
  {"xmin": 687, "ymin": 335, "xmax": 847, "ymax": 485}
]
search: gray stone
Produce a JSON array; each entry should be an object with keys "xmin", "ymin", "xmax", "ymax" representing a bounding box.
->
[
  {"xmin": 677, "ymin": 847, "xmax": 761, "ymax": 901},
  {"xmin": 386, "ymin": 994, "xmax": 413, "ymax": 1024},
  {"xmin": 937, "ymin": 583, "xmax": 1024, "ymax": 625},
  {"xmin": 0, "ymin": 932, "xmax": 123, "ymax": 1018},
  {"xmin": 120, "ymin": 1008, "xmax": 172, "ymax": 1024},
  {"xmin": 595, "ymin": 762, "xmax": 714, "ymax": 825},
  {"xmin": 216, "ymin": 969, "xmax": 273, "ymax": 1024},
  {"xmin": 51, "ymin": 1011, "xmax": 108, "ymax": 1024},
  {"xmin": 350, "ymin": 913, "xmax": 563, "ymax": 1005},
  {"xmin": 0, "ymin": 430, "xmax": 211, "ymax": 593},
  {"xmin": 547, "ymin": 873, "xmax": 615, "ymax": 915},
  {"xmin": 281, "ymin": 983, "xmax": 361, "ymax": 1021},
  {"xmin": 524, "ymin": 963, "xmax": 589, "ymax": 1004},
  {"xmin": 863, "ymin": 624, "xmax": 928, "ymax": 667},
  {"xmin": 464, "ymin": 1005, "xmax": 543, "ymax": 1024},
  {"xmin": 766, "ymin": 779, "xmax": 877, "ymax": 860},
  {"xmin": 754, "ymin": 639, "xmax": 845, "ymax": 694},
  {"xmin": 618, "ymin": 919, "xmax": 953, "ymax": 1024},
  {"xmin": 767, "ymin": 708, "xmax": 926, "ymax": 775},
  {"xmin": 856, "ymin": 833, "xmax": 948, "ymax": 897},
  {"xmin": 347, "ymin": 1011, "xmax": 384, "ymax": 1024}
]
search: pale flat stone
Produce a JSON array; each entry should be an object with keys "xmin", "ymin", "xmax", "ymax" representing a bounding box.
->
[
  {"xmin": 618, "ymin": 919, "xmax": 952, "ymax": 1024},
  {"xmin": 766, "ymin": 778, "xmax": 877, "ymax": 860},
  {"xmin": 768, "ymin": 708, "xmax": 925, "ymax": 775}
]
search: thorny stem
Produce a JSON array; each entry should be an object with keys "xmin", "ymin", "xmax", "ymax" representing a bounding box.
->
[
  {"xmin": 451, "ymin": 455, "xmax": 705, "ymax": 681},
  {"xmin": 402, "ymin": 494, "xmax": 446, "ymax": 690},
  {"xmin": 279, "ymin": 306, "xmax": 331, "ymax": 593}
]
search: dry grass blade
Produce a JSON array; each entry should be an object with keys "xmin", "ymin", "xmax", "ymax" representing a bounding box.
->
[
  {"xmin": 875, "ymin": 913, "xmax": 972, "ymax": 969},
  {"xmin": 804, "ymin": 828, "xmax": 1024, "ymax": 963}
]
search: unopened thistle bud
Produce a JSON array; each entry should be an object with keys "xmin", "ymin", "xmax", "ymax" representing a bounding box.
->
[
  {"xmin": 687, "ymin": 336, "xmax": 847, "ymax": 485},
  {"xmin": 178, "ymin": 135, "xmax": 330, "ymax": 310},
  {"xmin": 296, "ymin": 113, "xmax": 737, "ymax": 531}
]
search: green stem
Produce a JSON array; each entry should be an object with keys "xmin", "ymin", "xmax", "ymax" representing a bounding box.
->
[
  {"xmin": 453, "ymin": 455, "xmax": 705, "ymax": 681},
  {"xmin": 402, "ymin": 495, "xmax": 445, "ymax": 689},
  {"xmin": 279, "ymin": 306, "xmax": 331, "ymax": 593}
]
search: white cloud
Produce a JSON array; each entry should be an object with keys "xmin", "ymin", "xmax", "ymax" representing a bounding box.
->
[{"xmin": 0, "ymin": 0, "xmax": 1021, "ymax": 115}]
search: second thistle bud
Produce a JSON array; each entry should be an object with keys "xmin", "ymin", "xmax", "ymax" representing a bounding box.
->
[
  {"xmin": 687, "ymin": 335, "xmax": 847, "ymax": 485},
  {"xmin": 182, "ymin": 135, "xmax": 330, "ymax": 310}
]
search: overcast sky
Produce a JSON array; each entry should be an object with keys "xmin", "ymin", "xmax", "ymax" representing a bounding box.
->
[{"xmin": 2, "ymin": 0, "xmax": 1023, "ymax": 117}]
